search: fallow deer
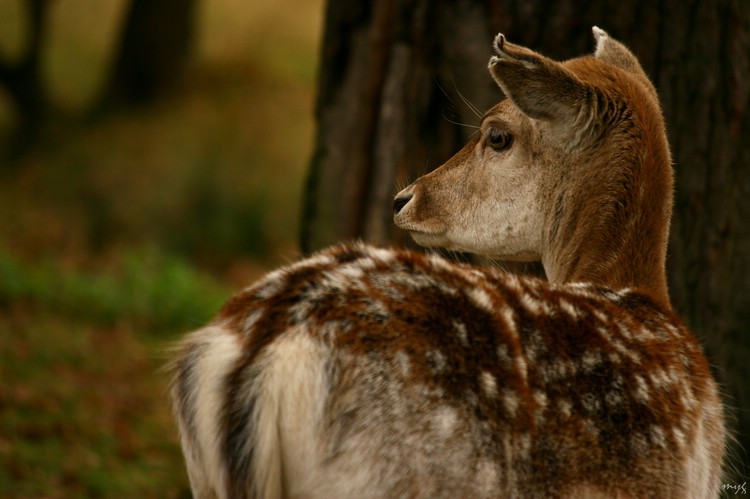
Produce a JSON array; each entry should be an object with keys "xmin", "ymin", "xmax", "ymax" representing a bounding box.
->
[{"xmin": 170, "ymin": 28, "xmax": 725, "ymax": 498}]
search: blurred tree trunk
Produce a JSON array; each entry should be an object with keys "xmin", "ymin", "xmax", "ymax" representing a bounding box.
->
[
  {"xmin": 302, "ymin": 1, "xmax": 499, "ymax": 252},
  {"xmin": 0, "ymin": 0, "xmax": 52, "ymax": 152},
  {"xmin": 104, "ymin": 0, "xmax": 196, "ymax": 105},
  {"xmin": 304, "ymin": 0, "xmax": 750, "ymax": 475}
]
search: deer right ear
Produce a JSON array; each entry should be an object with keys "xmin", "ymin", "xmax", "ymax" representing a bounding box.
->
[{"xmin": 488, "ymin": 34, "xmax": 587, "ymax": 125}]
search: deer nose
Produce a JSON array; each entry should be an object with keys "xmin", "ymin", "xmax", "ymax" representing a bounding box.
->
[{"xmin": 393, "ymin": 194, "xmax": 413, "ymax": 215}]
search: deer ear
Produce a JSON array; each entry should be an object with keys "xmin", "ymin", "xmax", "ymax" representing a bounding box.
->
[
  {"xmin": 487, "ymin": 34, "xmax": 587, "ymax": 124},
  {"xmin": 592, "ymin": 27, "xmax": 647, "ymax": 78}
]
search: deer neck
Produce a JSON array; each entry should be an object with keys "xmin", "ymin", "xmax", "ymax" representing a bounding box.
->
[{"xmin": 541, "ymin": 148, "xmax": 673, "ymax": 310}]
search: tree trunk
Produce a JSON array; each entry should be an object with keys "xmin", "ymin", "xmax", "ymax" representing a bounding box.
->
[
  {"xmin": 304, "ymin": 0, "xmax": 750, "ymax": 475},
  {"xmin": 104, "ymin": 0, "xmax": 196, "ymax": 105},
  {"xmin": 0, "ymin": 0, "xmax": 52, "ymax": 153},
  {"xmin": 302, "ymin": 1, "xmax": 501, "ymax": 252}
]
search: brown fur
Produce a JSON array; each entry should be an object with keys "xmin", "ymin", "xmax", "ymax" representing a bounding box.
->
[{"xmin": 394, "ymin": 29, "xmax": 673, "ymax": 309}]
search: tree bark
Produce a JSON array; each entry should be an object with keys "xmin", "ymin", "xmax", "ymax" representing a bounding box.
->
[
  {"xmin": 104, "ymin": 0, "xmax": 196, "ymax": 105},
  {"xmin": 0, "ymin": 0, "xmax": 52, "ymax": 152},
  {"xmin": 304, "ymin": 0, "xmax": 750, "ymax": 475},
  {"xmin": 302, "ymin": 1, "xmax": 501, "ymax": 252}
]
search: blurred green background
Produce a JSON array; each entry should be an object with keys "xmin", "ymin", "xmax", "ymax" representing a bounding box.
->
[{"xmin": 0, "ymin": 0, "xmax": 323, "ymax": 496}]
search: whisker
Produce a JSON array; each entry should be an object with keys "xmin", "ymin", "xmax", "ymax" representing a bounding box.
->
[
  {"xmin": 395, "ymin": 176, "xmax": 411, "ymax": 192},
  {"xmin": 451, "ymin": 78, "xmax": 483, "ymax": 119},
  {"xmin": 421, "ymin": 157, "xmax": 432, "ymax": 176},
  {"xmin": 434, "ymin": 77, "xmax": 482, "ymax": 130},
  {"xmin": 441, "ymin": 113, "xmax": 480, "ymax": 129},
  {"xmin": 433, "ymin": 77, "xmax": 456, "ymax": 107}
]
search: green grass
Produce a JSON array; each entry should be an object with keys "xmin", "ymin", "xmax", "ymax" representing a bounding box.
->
[
  {"xmin": 0, "ymin": 249, "xmax": 231, "ymax": 497},
  {"xmin": 0, "ymin": 248, "xmax": 229, "ymax": 334}
]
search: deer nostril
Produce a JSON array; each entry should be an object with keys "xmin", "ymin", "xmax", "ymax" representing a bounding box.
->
[{"xmin": 393, "ymin": 194, "xmax": 413, "ymax": 215}]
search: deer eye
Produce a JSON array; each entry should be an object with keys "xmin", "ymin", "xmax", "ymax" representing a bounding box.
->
[{"xmin": 486, "ymin": 128, "xmax": 512, "ymax": 151}]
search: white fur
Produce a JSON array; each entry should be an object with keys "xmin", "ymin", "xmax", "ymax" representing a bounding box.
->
[
  {"xmin": 251, "ymin": 328, "xmax": 329, "ymax": 498},
  {"xmin": 683, "ymin": 385, "xmax": 724, "ymax": 498},
  {"xmin": 593, "ymin": 26, "xmax": 608, "ymax": 57},
  {"xmin": 186, "ymin": 325, "xmax": 243, "ymax": 498}
]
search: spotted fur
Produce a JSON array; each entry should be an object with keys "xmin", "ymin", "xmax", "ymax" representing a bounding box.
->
[
  {"xmin": 170, "ymin": 28, "xmax": 725, "ymax": 498},
  {"xmin": 172, "ymin": 243, "xmax": 723, "ymax": 498}
]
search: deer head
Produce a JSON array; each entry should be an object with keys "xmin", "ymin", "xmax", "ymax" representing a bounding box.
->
[{"xmin": 394, "ymin": 27, "xmax": 673, "ymax": 308}]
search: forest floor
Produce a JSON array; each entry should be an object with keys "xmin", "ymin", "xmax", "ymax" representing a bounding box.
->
[{"xmin": 0, "ymin": 0, "xmax": 322, "ymax": 496}]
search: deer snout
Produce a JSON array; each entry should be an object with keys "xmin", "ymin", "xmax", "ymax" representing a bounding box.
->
[{"xmin": 393, "ymin": 193, "xmax": 413, "ymax": 215}]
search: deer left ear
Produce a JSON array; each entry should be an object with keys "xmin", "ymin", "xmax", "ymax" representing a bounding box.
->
[
  {"xmin": 487, "ymin": 33, "xmax": 587, "ymax": 125},
  {"xmin": 592, "ymin": 27, "xmax": 647, "ymax": 78}
]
